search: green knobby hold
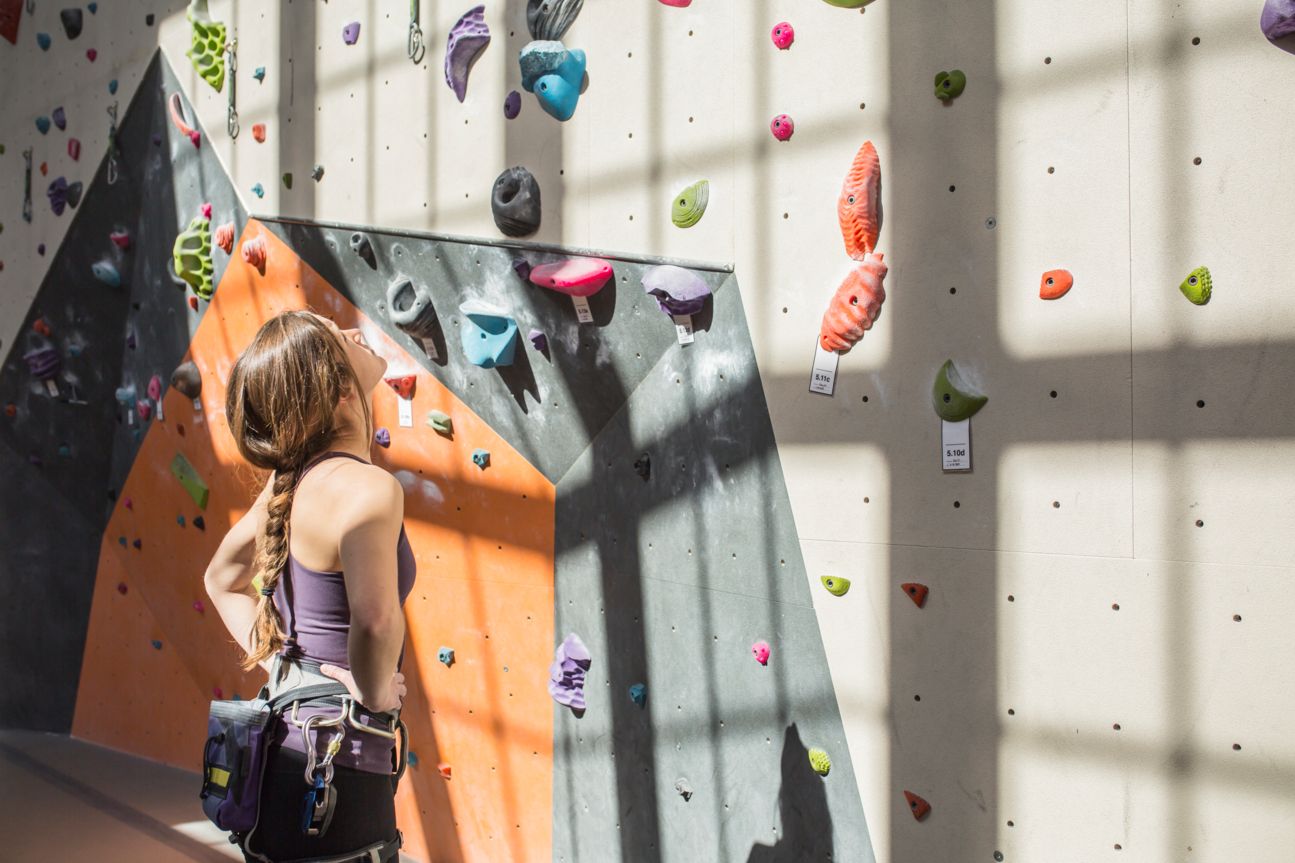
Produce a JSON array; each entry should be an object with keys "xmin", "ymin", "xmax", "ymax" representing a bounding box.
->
[
  {"xmin": 1179, "ymin": 265, "xmax": 1212, "ymax": 305},
  {"xmin": 173, "ymin": 216, "xmax": 214, "ymax": 300},
  {"xmin": 426, "ymin": 410, "xmax": 453, "ymax": 436},
  {"xmin": 820, "ymin": 576, "xmax": 852, "ymax": 597},
  {"xmin": 820, "ymin": 0, "xmax": 874, "ymax": 7},
  {"xmin": 932, "ymin": 359, "xmax": 988, "ymax": 422},
  {"xmin": 185, "ymin": 0, "xmax": 227, "ymax": 92},
  {"xmin": 935, "ymin": 69, "xmax": 967, "ymax": 102},
  {"xmin": 170, "ymin": 452, "xmax": 210, "ymax": 509},
  {"xmin": 671, "ymin": 179, "xmax": 709, "ymax": 229},
  {"xmin": 282, "ymin": 172, "xmax": 293, "ymax": 190},
  {"xmin": 808, "ymin": 748, "xmax": 832, "ymax": 776}
]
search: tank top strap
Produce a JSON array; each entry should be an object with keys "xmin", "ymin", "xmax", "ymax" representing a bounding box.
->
[{"xmin": 296, "ymin": 450, "xmax": 371, "ymax": 482}]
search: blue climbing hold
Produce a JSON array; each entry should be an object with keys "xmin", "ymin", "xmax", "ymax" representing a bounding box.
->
[
  {"xmin": 118, "ymin": 536, "xmax": 127, "ymax": 547},
  {"xmin": 177, "ymin": 514, "xmax": 186, "ymax": 527},
  {"xmin": 459, "ymin": 301, "xmax": 519, "ymax": 368},
  {"xmin": 438, "ymin": 646, "xmax": 455, "ymax": 666},
  {"xmin": 91, "ymin": 260, "xmax": 122, "ymax": 287},
  {"xmin": 58, "ymin": 443, "xmax": 71, "ymax": 457},
  {"xmin": 151, "ymin": 640, "xmax": 163, "ymax": 650},
  {"xmin": 629, "ymin": 683, "xmax": 647, "ymax": 707},
  {"xmin": 251, "ymin": 182, "xmax": 264, "ymax": 198},
  {"xmin": 471, "ymin": 449, "xmax": 491, "ymax": 469},
  {"xmin": 108, "ymin": 78, "xmax": 118, "ymax": 94},
  {"xmin": 35, "ymin": 116, "xmax": 50, "ymax": 134},
  {"xmin": 88, "ymin": 2, "xmax": 98, "ymax": 13},
  {"xmin": 519, "ymin": 40, "xmax": 586, "ymax": 121},
  {"xmin": 253, "ymin": 66, "xmax": 266, "ymax": 82},
  {"xmin": 407, "ymin": 751, "xmax": 419, "ymax": 767},
  {"xmin": 36, "ymin": 33, "xmax": 51, "ymax": 50}
]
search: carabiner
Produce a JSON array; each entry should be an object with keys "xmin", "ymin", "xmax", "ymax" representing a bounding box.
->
[
  {"xmin": 407, "ymin": 0, "xmax": 425, "ymax": 64},
  {"xmin": 225, "ymin": 38, "xmax": 240, "ymax": 139},
  {"xmin": 21, "ymin": 148, "xmax": 33, "ymax": 223},
  {"xmin": 105, "ymin": 102, "xmax": 119, "ymax": 186}
]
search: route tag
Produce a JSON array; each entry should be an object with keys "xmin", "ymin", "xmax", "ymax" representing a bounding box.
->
[
  {"xmin": 397, "ymin": 397, "xmax": 413, "ymax": 428},
  {"xmin": 673, "ymin": 315, "xmax": 695, "ymax": 345},
  {"xmin": 572, "ymin": 295, "xmax": 593, "ymax": 324},
  {"xmin": 941, "ymin": 419, "xmax": 972, "ymax": 471},
  {"xmin": 808, "ymin": 343, "xmax": 839, "ymax": 397},
  {"xmin": 420, "ymin": 337, "xmax": 439, "ymax": 360}
]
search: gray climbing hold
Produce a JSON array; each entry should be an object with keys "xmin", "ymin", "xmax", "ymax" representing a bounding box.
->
[
  {"xmin": 61, "ymin": 8, "xmax": 83, "ymax": 40},
  {"xmin": 527, "ymin": 0, "xmax": 583, "ymax": 40},
  {"xmin": 642, "ymin": 265, "xmax": 711, "ymax": 317},
  {"xmin": 170, "ymin": 361, "xmax": 202, "ymax": 400},
  {"xmin": 66, "ymin": 181, "xmax": 83, "ymax": 209},
  {"xmin": 445, "ymin": 6, "xmax": 490, "ymax": 103},
  {"xmin": 349, "ymin": 232, "xmax": 376, "ymax": 267},
  {"xmin": 312, "ymin": 164, "xmax": 325, "ymax": 182},
  {"xmin": 91, "ymin": 260, "xmax": 121, "ymax": 287},
  {"xmin": 675, "ymin": 778, "xmax": 693, "ymax": 801},
  {"xmin": 386, "ymin": 276, "xmax": 438, "ymax": 339},
  {"xmin": 633, "ymin": 453, "xmax": 650, "ymax": 480},
  {"xmin": 491, "ymin": 166, "xmax": 542, "ymax": 237}
]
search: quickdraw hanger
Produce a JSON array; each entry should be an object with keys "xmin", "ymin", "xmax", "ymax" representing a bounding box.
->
[
  {"xmin": 226, "ymin": 37, "xmax": 239, "ymax": 139},
  {"xmin": 407, "ymin": 0, "xmax": 425, "ymax": 63}
]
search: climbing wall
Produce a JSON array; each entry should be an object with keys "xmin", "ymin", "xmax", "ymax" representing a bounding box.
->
[{"xmin": 3, "ymin": 1, "xmax": 1295, "ymax": 863}]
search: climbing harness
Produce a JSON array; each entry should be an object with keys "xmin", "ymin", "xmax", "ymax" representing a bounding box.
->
[
  {"xmin": 407, "ymin": 0, "xmax": 425, "ymax": 64},
  {"xmin": 105, "ymin": 102, "xmax": 119, "ymax": 186},
  {"xmin": 21, "ymin": 148, "xmax": 32, "ymax": 223},
  {"xmin": 226, "ymin": 38, "xmax": 240, "ymax": 139}
]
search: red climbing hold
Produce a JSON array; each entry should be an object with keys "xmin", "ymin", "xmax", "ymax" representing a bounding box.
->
[
  {"xmin": 212, "ymin": 687, "xmax": 224, "ymax": 699},
  {"xmin": 189, "ymin": 296, "xmax": 199, "ymax": 311},
  {"xmin": 437, "ymin": 762, "xmax": 452, "ymax": 779},
  {"xmin": 32, "ymin": 317, "xmax": 52, "ymax": 337},
  {"xmin": 116, "ymin": 582, "xmax": 128, "ymax": 595},
  {"xmin": 4, "ymin": 403, "xmax": 16, "ymax": 418},
  {"xmin": 901, "ymin": 583, "xmax": 929, "ymax": 607},
  {"xmin": 904, "ymin": 790, "xmax": 931, "ymax": 821},
  {"xmin": 385, "ymin": 375, "xmax": 416, "ymax": 400},
  {"xmin": 0, "ymin": 0, "xmax": 21, "ymax": 45}
]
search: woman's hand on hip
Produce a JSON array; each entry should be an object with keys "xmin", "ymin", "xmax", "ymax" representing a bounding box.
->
[{"xmin": 318, "ymin": 664, "xmax": 406, "ymax": 714}]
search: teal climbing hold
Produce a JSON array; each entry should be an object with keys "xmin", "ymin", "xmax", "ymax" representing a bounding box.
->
[
  {"xmin": 253, "ymin": 66, "xmax": 266, "ymax": 82},
  {"xmin": 519, "ymin": 40, "xmax": 587, "ymax": 121},
  {"xmin": 629, "ymin": 683, "xmax": 647, "ymax": 707},
  {"xmin": 459, "ymin": 301, "xmax": 519, "ymax": 368},
  {"xmin": 177, "ymin": 514, "xmax": 186, "ymax": 527},
  {"xmin": 438, "ymin": 646, "xmax": 455, "ymax": 666},
  {"xmin": 92, "ymin": 260, "xmax": 122, "ymax": 287},
  {"xmin": 407, "ymin": 751, "xmax": 419, "ymax": 767},
  {"xmin": 118, "ymin": 536, "xmax": 127, "ymax": 547},
  {"xmin": 471, "ymin": 449, "xmax": 491, "ymax": 469},
  {"xmin": 108, "ymin": 78, "xmax": 118, "ymax": 94},
  {"xmin": 35, "ymin": 116, "xmax": 50, "ymax": 134},
  {"xmin": 170, "ymin": 452, "xmax": 210, "ymax": 509},
  {"xmin": 151, "ymin": 640, "xmax": 163, "ymax": 650},
  {"xmin": 252, "ymin": 183, "xmax": 264, "ymax": 198}
]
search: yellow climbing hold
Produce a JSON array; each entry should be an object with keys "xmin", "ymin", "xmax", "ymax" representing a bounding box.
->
[
  {"xmin": 186, "ymin": 0, "xmax": 227, "ymax": 92},
  {"xmin": 808, "ymin": 747, "xmax": 832, "ymax": 776},
  {"xmin": 173, "ymin": 216, "xmax": 214, "ymax": 299}
]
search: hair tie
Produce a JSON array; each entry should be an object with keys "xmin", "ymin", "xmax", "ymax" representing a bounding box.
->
[{"xmin": 259, "ymin": 586, "xmax": 275, "ymax": 597}]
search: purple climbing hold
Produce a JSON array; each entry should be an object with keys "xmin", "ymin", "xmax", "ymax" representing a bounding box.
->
[
  {"xmin": 1262, "ymin": 0, "xmax": 1295, "ymax": 51},
  {"xmin": 375, "ymin": 427, "xmax": 391, "ymax": 447},
  {"xmin": 37, "ymin": 244, "xmax": 46, "ymax": 256},
  {"xmin": 528, "ymin": 329, "xmax": 548, "ymax": 352},
  {"xmin": 445, "ymin": 6, "xmax": 491, "ymax": 103},
  {"xmin": 342, "ymin": 21, "xmax": 361, "ymax": 45},
  {"xmin": 548, "ymin": 632, "xmax": 592, "ymax": 710},
  {"xmin": 133, "ymin": 538, "xmax": 143, "ymax": 550},
  {"xmin": 504, "ymin": 89, "xmax": 522, "ymax": 119},
  {"xmin": 47, "ymin": 178, "xmax": 70, "ymax": 216},
  {"xmin": 152, "ymin": 132, "xmax": 162, "ymax": 146},
  {"xmin": 22, "ymin": 347, "xmax": 61, "ymax": 381},
  {"xmin": 52, "ymin": 107, "xmax": 66, "ymax": 131},
  {"xmin": 511, "ymin": 258, "xmax": 532, "ymax": 280},
  {"xmin": 642, "ymin": 265, "xmax": 712, "ymax": 317}
]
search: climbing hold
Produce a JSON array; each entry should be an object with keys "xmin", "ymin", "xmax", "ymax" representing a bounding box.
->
[
  {"xmin": 904, "ymin": 790, "xmax": 932, "ymax": 821},
  {"xmin": 282, "ymin": 172, "xmax": 293, "ymax": 190},
  {"xmin": 65, "ymin": 181, "xmax": 83, "ymax": 209},
  {"xmin": 385, "ymin": 375, "xmax": 416, "ymax": 400},
  {"xmin": 32, "ymin": 318, "xmax": 52, "ymax": 337},
  {"xmin": 146, "ymin": 13, "xmax": 154, "ymax": 25},
  {"xmin": 251, "ymin": 123, "xmax": 266, "ymax": 143},
  {"xmin": 839, "ymin": 140, "xmax": 883, "ymax": 260},
  {"xmin": 39, "ymin": 161, "xmax": 48, "ymax": 175},
  {"xmin": 185, "ymin": 0, "xmax": 228, "ymax": 91},
  {"xmin": 407, "ymin": 751, "xmax": 418, "ymax": 767},
  {"xmin": 671, "ymin": 179, "xmax": 709, "ymax": 229},
  {"xmin": 168, "ymin": 93, "xmax": 202, "ymax": 147},
  {"xmin": 1179, "ymin": 265, "xmax": 1212, "ymax": 305},
  {"xmin": 312, "ymin": 164, "xmax": 325, "ymax": 182},
  {"xmin": 151, "ymin": 639, "xmax": 163, "ymax": 650},
  {"xmin": 519, "ymin": 40, "xmax": 587, "ymax": 121},
  {"xmin": 374, "ymin": 427, "xmax": 391, "ymax": 448},
  {"xmin": 425, "ymin": 410, "xmax": 453, "ymax": 436},
  {"xmin": 527, "ymin": 0, "xmax": 583, "ymax": 40},
  {"xmin": 342, "ymin": 21, "xmax": 361, "ymax": 45},
  {"xmin": 241, "ymin": 236, "xmax": 267, "ymax": 273},
  {"xmin": 133, "ymin": 539, "xmax": 143, "ymax": 550},
  {"xmin": 192, "ymin": 600, "xmax": 205, "ymax": 614},
  {"xmin": 633, "ymin": 453, "xmax": 651, "ymax": 480},
  {"xmin": 459, "ymin": 301, "xmax": 520, "ymax": 368},
  {"xmin": 504, "ymin": 89, "xmax": 522, "ymax": 119},
  {"xmin": 110, "ymin": 230, "xmax": 131, "ymax": 250},
  {"xmin": 171, "ymin": 361, "xmax": 202, "ymax": 400},
  {"xmin": 91, "ymin": 260, "xmax": 122, "ymax": 287},
  {"xmin": 35, "ymin": 116, "xmax": 50, "ymax": 135},
  {"xmin": 445, "ymin": 6, "xmax": 490, "ymax": 103},
  {"xmin": 529, "ymin": 258, "xmax": 613, "ymax": 297},
  {"xmin": 47, "ymin": 178, "xmax": 70, "ymax": 215},
  {"xmin": 125, "ymin": 329, "xmax": 136, "ymax": 350},
  {"xmin": 202, "ymin": 203, "xmax": 213, "ymax": 222},
  {"xmin": 438, "ymin": 646, "xmax": 455, "ymax": 666},
  {"xmin": 193, "ymin": 515, "xmax": 206, "ymax": 531},
  {"xmin": 471, "ymin": 448, "xmax": 491, "ymax": 469},
  {"xmin": 770, "ymin": 114, "xmax": 794, "ymax": 141},
  {"xmin": 771, "ymin": 22, "xmax": 795, "ymax": 49},
  {"xmin": 212, "ymin": 686, "xmax": 223, "ymax": 700},
  {"xmin": 819, "ymin": 254, "xmax": 888, "ymax": 354},
  {"xmin": 1262, "ymin": 0, "xmax": 1295, "ymax": 51},
  {"xmin": 174, "ymin": 217, "xmax": 215, "ymax": 298},
  {"xmin": 3, "ymin": 404, "xmax": 15, "ymax": 418},
  {"xmin": 548, "ymin": 632, "xmax": 592, "ymax": 709},
  {"xmin": 85, "ymin": 48, "xmax": 96, "ymax": 62},
  {"xmin": 437, "ymin": 763, "xmax": 452, "ymax": 779},
  {"xmin": 808, "ymin": 748, "xmax": 832, "ymax": 776},
  {"xmin": 147, "ymin": 375, "xmax": 164, "ymax": 404},
  {"xmin": 751, "ymin": 641, "xmax": 771, "ymax": 666},
  {"xmin": 37, "ymin": 33, "xmax": 51, "ymax": 51},
  {"xmin": 350, "ymin": 232, "xmax": 377, "ymax": 267},
  {"xmin": 629, "ymin": 683, "xmax": 647, "ymax": 707},
  {"xmin": 117, "ymin": 582, "xmax": 128, "ymax": 594},
  {"xmin": 171, "ymin": 452, "xmax": 210, "ymax": 509},
  {"xmin": 1039, "ymin": 269, "xmax": 1074, "ymax": 300},
  {"xmin": 901, "ymin": 582, "xmax": 929, "ymax": 608},
  {"xmin": 253, "ymin": 66, "xmax": 266, "ymax": 82},
  {"xmin": 674, "ymin": 778, "xmax": 693, "ymax": 801},
  {"xmin": 643, "ymin": 265, "xmax": 711, "ymax": 317},
  {"xmin": 108, "ymin": 78, "xmax": 118, "ymax": 94},
  {"xmin": 60, "ymin": 8, "xmax": 82, "ymax": 39},
  {"xmin": 511, "ymin": 258, "xmax": 533, "ymax": 280},
  {"xmin": 386, "ymin": 276, "xmax": 438, "ymax": 338},
  {"xmin": 251, "ymin": 183, "xmax": 264, "ymax": 198},
  {"xmin": 491, "ymin": 166, "xmax": 542, "ymax": 237},
  {"xmin": 67, "ymin": 138, "xmax": 81, "ymax": 161},
  {"xmin": 88, "ymin": 3, "xmax": 97, "ymax": 13},
  {"xmin": 821, "ymin": 576, "xmax": 851, "ymax": 596},
  {"xmin": 176, "ymin": 514, "xmax": 185, "ymax": 526},
  {"xmin": 189, "ymin": 296, "xmax": 199, "ymax": 311},
  {"xmin": 214, "ymin": 222, "xmax": 235, "ymax": 254},
  {"xmin": 23, "ymin": 347, "xmax": 61, "ymax": 381},
  {"xmin": 58, "ymin": 443, "xmax": 72, "ymax": 457},
  {"xmin": 932, "ymin": 359, "xmax": 987, "ymax": 421},
  {"xmin": 528, "ymin": 329, "xmax": 548, "ymax": 353},
  {"xmin": 935, "ymin": 69, "xmax": 967, "ymax": 102}
]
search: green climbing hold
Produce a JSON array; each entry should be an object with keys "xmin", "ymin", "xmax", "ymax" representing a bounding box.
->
[
  {"xmin": 185, "ymin": 0, "xmax": 227, "ymax": 92},
  {"xmin": 173, "ymin": 216, "xmax": 214, "ymax": 299},
  {"xmin": 820, "ymin": 0, "xmax": 874, "ymax": 7},
  {"xmin": 932, "ymin": 359, "xmax": 988, "ymax": 422},
  {"xmin": 821, "ymin": 576, "xmax": 851, "ymax": 597},
  {"xmin": 671, "ymin": 179, "xmax": 709, "ymax": 229},
  {"xmin": 1179, "ymin": 266, "xmax": 1212, "ymax": 305},
  {"xmin": 808, "ymin": 748, "xmax": 832, "ymax": 776},
  {"xmin": 934, "ymin": 69, "xmax": 967, "ymax": 102},
  {"xmin": 426, "ymin": 410, "xmax": 453, "ymax": 436},
  {"xmin": 282, "ymin": 172, "xmax": 293, "ymax": 190},
  {"xmin": 170, "ymin": 452, "xmax": 210, "ymax": 509}
]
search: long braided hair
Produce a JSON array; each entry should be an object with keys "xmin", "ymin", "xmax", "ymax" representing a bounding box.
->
[{"xmin": 225, "ymin": 310, "xmax": 372, "ymax": 670}]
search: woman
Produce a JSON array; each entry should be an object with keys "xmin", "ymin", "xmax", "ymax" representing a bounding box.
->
[{"xmin": 203, "ymin": 310, "xmax": 417, "ymax": 863}]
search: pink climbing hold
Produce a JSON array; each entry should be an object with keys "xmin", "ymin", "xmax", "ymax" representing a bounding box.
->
[
  {"xmin": 168, "ymin": 93, "xmax": 201, "ymax": 147},
  {"xmin": 771, "ymin": 22, "xmax": 794, "ymax": 49},
  {"xmin": 770, "ymin": 114, "xmax": 795, "ymax": 141},
  {"xmin": 241, "ymin": 236, "xmax": 267, "ymax": 272},
  {"xmin": 214, "ymin": 222, "xmax": 235, "ymax": 254},
  {"xmin": 528, "ymin": 258, "xmax": 614, "ymax": 297},
  {"xmin": 136, "ymin": 399, "xmax": 152, "ymax": 421},
  {"xmin": 124, "ymin": 497, "xmax": 133, "ymax": 510},
  {"xmin": 86, "ymin": 48, "xmax": 96, "ymax": 62},
  {"xmin": 201, "ymin": 202, "xmax": 213, "ymax": 219},
  {"xmin": 658, "ymin": 0, "xmax": 693, "ymax": 6},
  {"xmin": 752, "ymin": 640, "xmax": 771, "ymax": 665},
  {"xmin": 192, "ymin": 600, "xmax": 205, "ymax": 613},
  {"xmin": 110, "ymin": 230, "xmax": 131, "ymax": 249},
  {"xmin": 116, "ymin": 582, "xmax": 128, "ymax": 595},
  {"xmin": 147, "ymin": 374, "xmax": 162, "ymax": 401},
  {"xmin": 67, "ymin": 138, "xmax": 81, "ymax": 161},
  {"xmin": 212, "ymin": 686, "xmax": 223, "ymax": 699}
]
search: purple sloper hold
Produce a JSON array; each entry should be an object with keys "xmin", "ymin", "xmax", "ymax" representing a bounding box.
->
[
  {"xmin": 23, "ymin": 347, "xmax": 61, "ymax": 381},
  {"xmin": 52, "ymin": 107, "xmax": 66, "ymax": 131},
  {"xmin": 1262, "ymin": 0, "xmax": 1295, "ymax": 50},
  {"xmin": 342, "ymin": 21, "xmax": 361, "ymax": 45},
  {"xmin": 445, "ymin": 6, "xmax": 490, "ymax": 103},
  {"xmin": 528, "ymin": 329, "xmax": 548, "ymax": 352},
  {"xmin": 47, "ymin": 177, "xmax": 69, "ymax": 216},
  {"xmin": 504, "ymin": 89, "xmax": 521, "ymax": 119},
  {"xmin": 548, "ymin": 632, "xmax": 592, "ymax": 709},
  {"xmin": 642, "ymin": 265, "xmax": 712, "ymax": 317},
  {"xmin": 374, "ymin": 427, "xmax": 391, "ymax": 447},
  {"xmin": 511, "ymin": 258, "xmax": 532, "ymax": 280}
]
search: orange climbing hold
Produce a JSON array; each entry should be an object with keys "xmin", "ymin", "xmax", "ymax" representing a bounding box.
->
[
  {"xmin": 385, "ymin": 375, "xmax": 416, "ymax": 400},
  {"xmin": 904, "ymin": 790, "xmax": 931, "ymax": 821},
  {"xmin": 818, "ymin": 254, "xmax": 887, "ymax": 354},
  {"xmin": 251, "ymin": 123, "xmax": 266, "ymax": 143},
  {"xmin": 214, "ymin": 222, "xmax": 235, "ymax": 254},
  {"xmin": 1039, "ymin": 268, "xmax": 1073, "ymax": 300},
  {"xmin": 838, "ymin": 140, "xmax": 882, "ymax": 261},
  {"xmin": 437, "ymin": 762, "xmax": 452, "ymax": 779},
  {"xmin": 901, "ymin": 582, "xmax": 928, "ymax": 607},
  {"xmin": 32, "ymin": 317, "xmax": 52, "ymax": 337},
  {"xmin": 241, "ymin": 236, "xmax": 267, "ymax": 273}
]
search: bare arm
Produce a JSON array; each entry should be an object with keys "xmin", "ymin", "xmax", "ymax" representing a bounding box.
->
[{"xmin": 203, "ymin": 475, "xmax": 274, "ymax": 671}]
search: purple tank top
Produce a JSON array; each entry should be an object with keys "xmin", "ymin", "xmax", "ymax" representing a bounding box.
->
[{"xmin": 269, "ymin": 451, "xmax": 418, "ymax": 774}]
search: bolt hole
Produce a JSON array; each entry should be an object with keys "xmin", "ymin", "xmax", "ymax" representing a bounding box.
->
[
  {"xmin": 1007, "ymin": 708, "xmax": 1015, "ymax": 716},
  {"xmin": 1196, "ymin": 399, "xmax": 1205, "ymax": 408},
  {"xmin": 953, "ymin": 500, "xmax": 961, "ymax": 508},
  {"xmin": 1047, "ymin": 166, "xmax": 1056, "ymax": 174},
  {"xmin": 1052, "ymin": 501, "xmax": 1060, "ymax": 508},
  {"xmin": 1112, "ymin": 603, "xmax": 1120, "ymax": 611},
  {"xmin": 1233, "ymin": 614, "xmax": 1242, "ymax": 622},
  {"xmin": 914, "ymin": 694, "xmax": 921, "ymax": 701},
  {"xmin": 861, "ymin": 395, "xmax": 869, "ymax": 403},
  {"xmin": 1007, "ymin": 594, "xmax": 1015, "ymax": 602},
  {"xmin": 1050, "ymin": 390, "xmax": 1058, "ymax": 398},
  {"xmin": 949, "ymin": 286, "xmax": 957, "ymax": 295},
  {"xmin": 1113, "ymin": 723, "xmax": 1122, "ymax": 731},
  {"xmin": 1233, "ymin": 743, "xmax": 1242, "ymax": 751},
  {"xmin": 1192, "ymin": 36, "xmax": 1201, "ymax": 45},
  {"xmin": 948, "ymin": 185, "xmax": 956, "ymax": 192},
  {"xmin": 1044, "ymin": 56, "xmax": 1052, "ymax": 64}
]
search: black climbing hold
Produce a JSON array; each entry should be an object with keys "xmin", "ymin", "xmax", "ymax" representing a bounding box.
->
[
  {"xmin": 349, "ymin": 232, "xmax": 376, "ymax": 268},
  {"xmin": 60, "ymin": 8, "xmax": 83, "ymax": 40},
  {"xmin": 633, "ymin": 453, "xmax": 651, "ymax": 481},
  {"xmin": 527, "ymin": 0, "xmax": 584, "ymax": 41},
  {"xmin": 192, "ymin": 515, "xmax": 206, "ymax": 531},
  {"xmin": 170, "ymin": 361, "xmax": 202, "ymax": 400},
  {"xmin": 491, "ymin": 166, "xmax": 542, "ymax": 237}
]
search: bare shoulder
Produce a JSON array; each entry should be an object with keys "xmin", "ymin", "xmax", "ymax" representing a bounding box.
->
[{"xmin": 316, "ymin": 458, "xmax": 404, "ymax": 528}]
